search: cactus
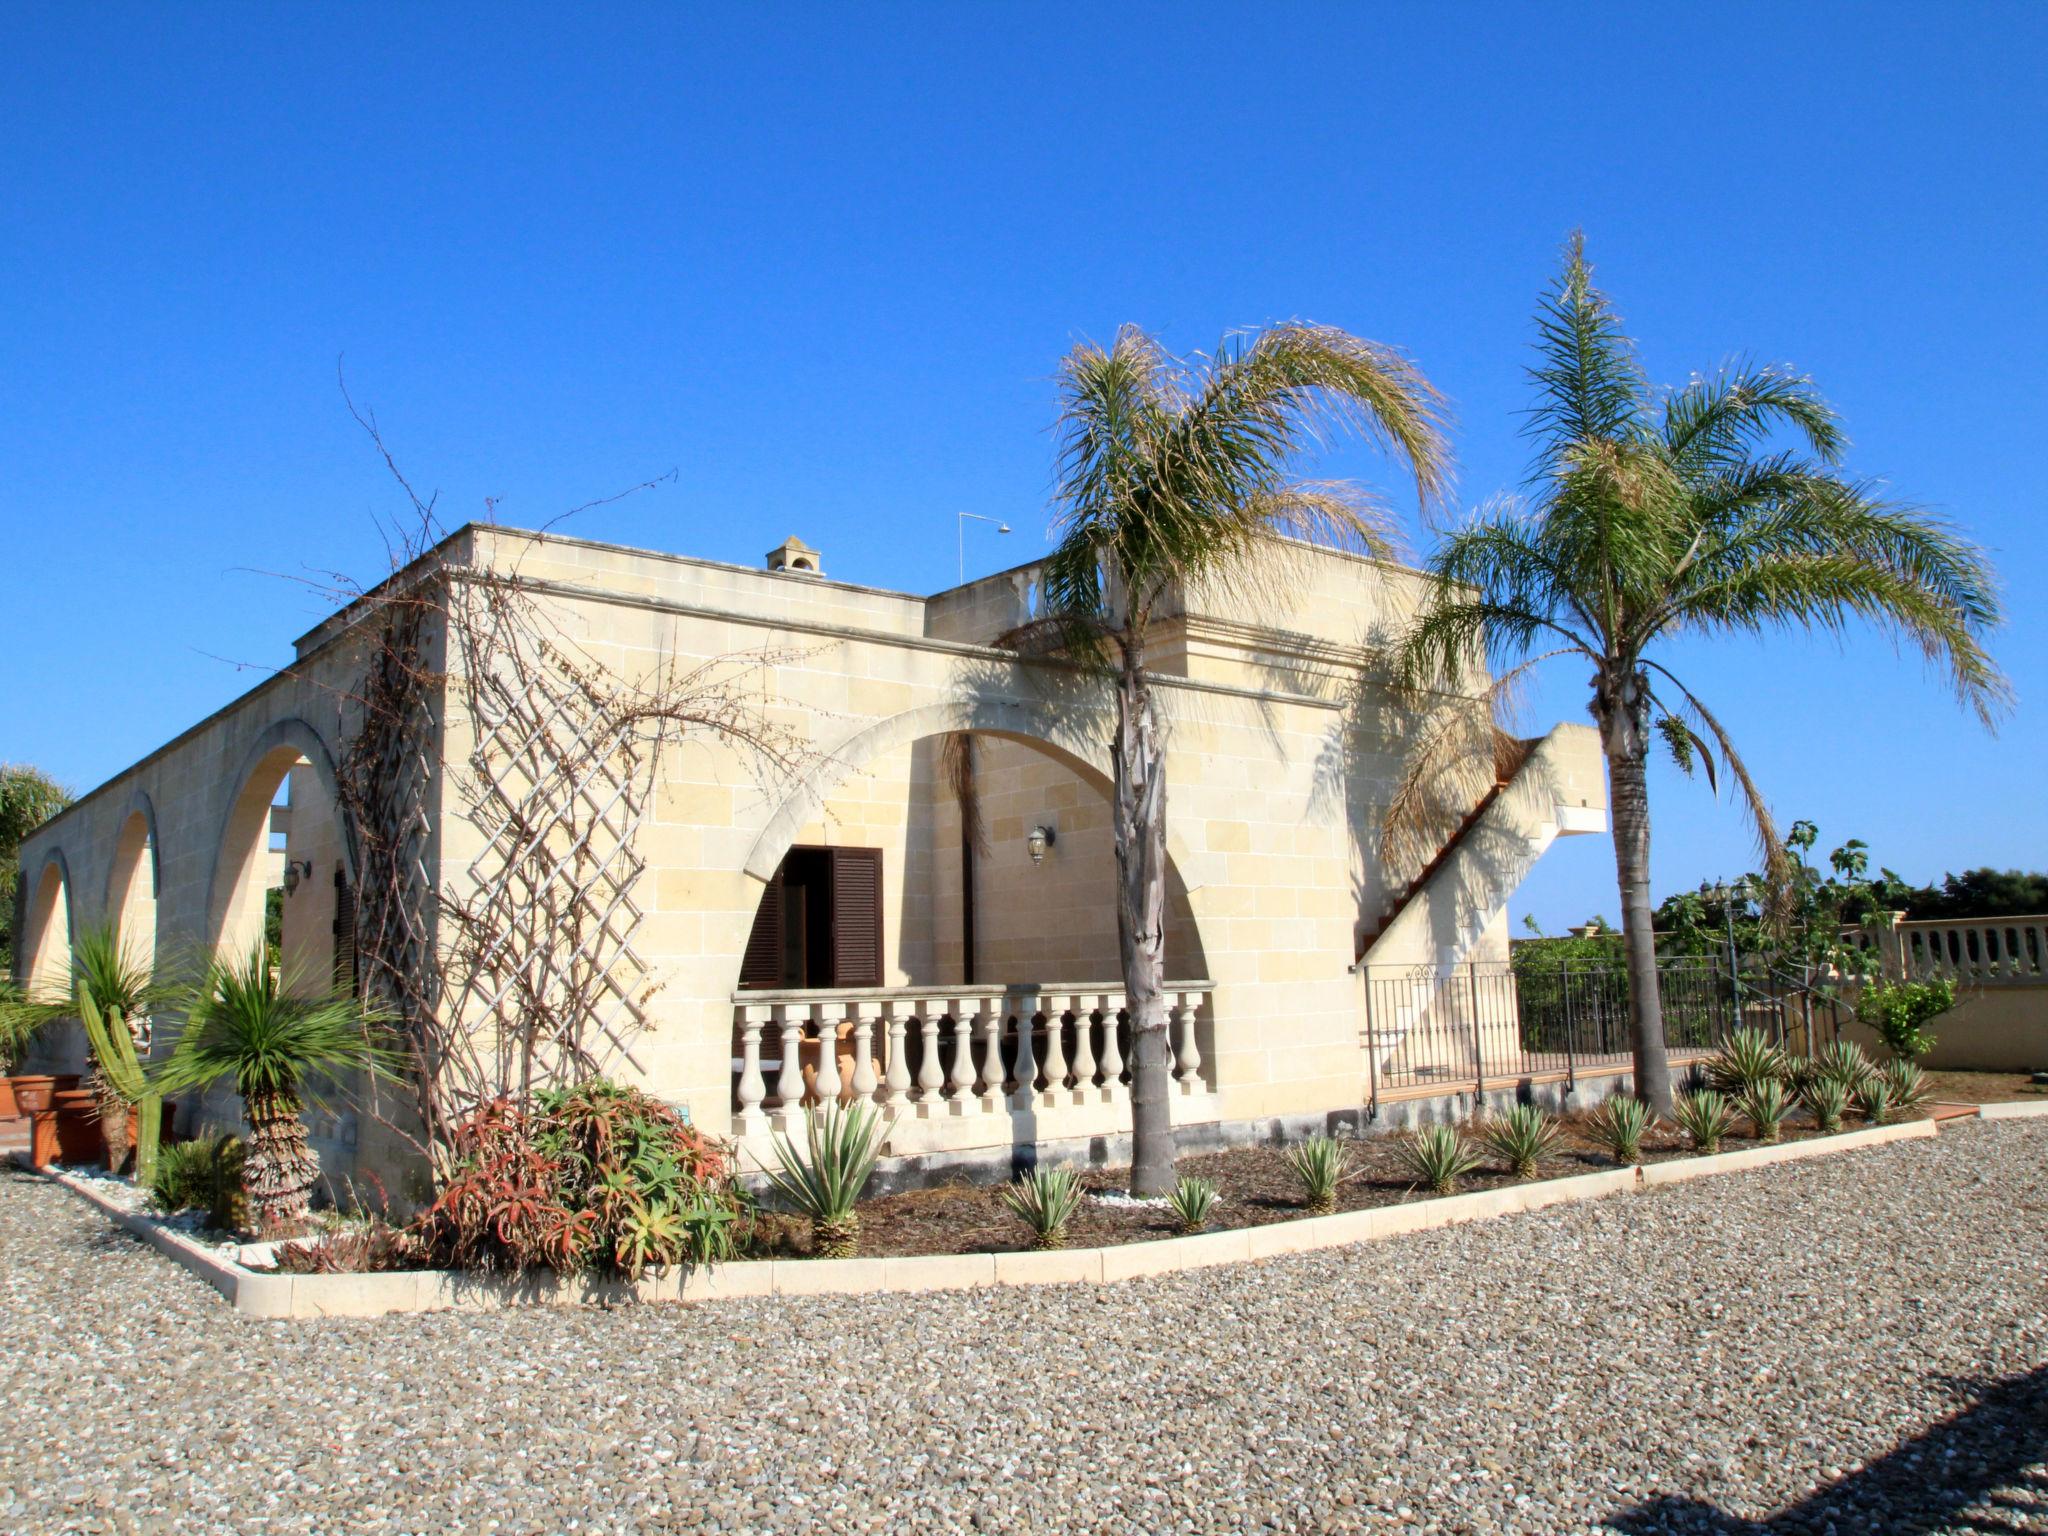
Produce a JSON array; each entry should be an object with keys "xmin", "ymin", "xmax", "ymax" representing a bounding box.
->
[{"xmin": 78, "ymin": 990, "xmax": 161, "ymax": 1184}]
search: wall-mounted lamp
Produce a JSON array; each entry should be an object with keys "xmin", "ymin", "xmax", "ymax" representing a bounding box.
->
[
  {"xmin": 283, "ymin": 858, "xmax": 314, "ymax": 896},
  {"xmin": 1026, "ymin": 824, "xmax": 1057, "ymax": 866}
]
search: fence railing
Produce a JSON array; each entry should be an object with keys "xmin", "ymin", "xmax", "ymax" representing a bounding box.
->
[{"xmin": 1360, "ymin": 957, "xmax": 1759, "ymax": 1113}]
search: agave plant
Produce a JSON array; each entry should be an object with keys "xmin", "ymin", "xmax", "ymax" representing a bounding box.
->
[
  {"xmin": 1396, "ymin": 1124, "xmax": 1480, "ymax": 1196},
  {"xmin": 1674, "ymin": 1090, "xmax": 1735, "ymax": 1154},
  {"xmin": 1736, "ymin": 1078, "xmax": 1790, "ymax": 1144},
  {"xmin": 1705, "ymin": 1029, "xmax": 1787, "ymax": 1096},
  {"xmin": 1478, "ymin": 1103, "xmax": 1561, "ymax": 1179},
  {"xmin": 1586, "ymin": 1095, "xmax": 1651, "ymax": 1166},
  {"xmin": 760, "ymin": 1101, "xmax": 886, "ymax": 1259},
  {"xmin": 1287, "ymin": 1134, "xmax": 1353, "ymax": 1213},
  {"xmin": 1167, "ymin": 1174, "xmax": 1218, "ymax": 1234},
  {"xmin": 1803, "ymin": 1075, "xmax": 1850, "ymax": 1135},
  {"xmin": 1002, "ymin": 1166, "xmax": 1085, "ymax": 1250},
  {"xmin": 1880, "ymin": 1060, "xmax": 1928, "ymax": 1114},
  {"xmin": 1853, "ymin": 1075, "xmax": 1895, "ymax": 1125},
  {"xmin": 1812, "ymin": 1040, "xmax": 1878, "ymax": 1094},
  {"xmin": 153, "ymin": 949, "xmax": 397, "ymax": 1235}
]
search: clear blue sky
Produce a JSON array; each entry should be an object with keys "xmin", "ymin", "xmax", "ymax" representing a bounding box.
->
[{"xmin": 4, "ymin": 4, "xmax": 2043, "ymax": 928}]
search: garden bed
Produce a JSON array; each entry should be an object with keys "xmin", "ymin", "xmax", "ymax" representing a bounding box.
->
[{"xmin": 752, "ymin": 1111, "xmax": 1918, "ymax": 1259}]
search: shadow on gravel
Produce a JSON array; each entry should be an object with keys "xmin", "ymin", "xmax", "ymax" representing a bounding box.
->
[{"xmin": 1608, "ymin": 1365, "xmax": 2048, "ymax": 1534}]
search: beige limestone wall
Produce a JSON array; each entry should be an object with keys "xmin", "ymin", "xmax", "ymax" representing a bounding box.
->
[{"xmin": 1841, "ymin": 987, "xmax": 2048, "ymax": 1073}]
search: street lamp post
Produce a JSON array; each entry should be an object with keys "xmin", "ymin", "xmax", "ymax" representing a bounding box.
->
[{"xmin": 957, "ymin": 512, "xmax": 1012, "ymax": 583}]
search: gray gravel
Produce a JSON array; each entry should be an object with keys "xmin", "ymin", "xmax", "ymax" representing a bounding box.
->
[{"xmin": 5, "ymin": 1122, "xmax": 2046, "ymax": 1536}]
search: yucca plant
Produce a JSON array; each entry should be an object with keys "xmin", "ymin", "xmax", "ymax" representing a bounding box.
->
[
  {"xmin": 149, "ymin": 1131, "xmax": 247, "ymax": 1231},
  {"xmin": 153, "ymin": 949, "xmax": 397, "ymax": 1235},
  {"xmin": 1803, "ymin": 1075, "xmax": 1850, "ymax": 1135},
  {"xmin": 1396, "ymin": 1124, "xmax": 1480, "ymax": 1196},
  {"xmin": 760, "ymin": 1101, "xmax": 886, "ymax": 1259},
  {"xmin": 1167, "ymin": 1174, "xmax": 1218, "ymax": 1234},
  {"xmin": 1736, "ymin": 1078, "xmax": 1790, "ymax": 1144},
  {"xmin": 1478, "ymin": 1103, "xmax": 1561, "ymax": 1179},
  {"xmin": 1287, "ymin": 1134, "xmax": 1353, "ymax": 1213},
  {"xmin": 1674, "ymin": 1089, "xmax": 1735, "ymax": 1154},
  {"xmin": 1002, "ymin": 1166, "xmax": 1085, "ymax": 1250},
  {"xmin": 1880, "ymin": 1060, "xmax": 1928, "ymax": 1115},
  {"xmin": 1705, "ymin": 1028, "xmax": 1787, "ymax": 1096},
  {"xmin": 1813, "ymin": 1040, "xmax": 1878, "ymax": 1095},
  {"xmin": 1853, "ymin": 1075, "xmax": 1895, "ymax": 1125},
  {"xmin": 1586, "ymin": 1095, "xmax": 1651, "ymax": 1166}
]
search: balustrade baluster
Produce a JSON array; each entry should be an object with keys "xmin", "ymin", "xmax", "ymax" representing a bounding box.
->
[
  {"xmin": 1173, "ymin": 993, "xmax": 1204, "ymax": 1088},
  {"xmin": 849, "ymin": 1003, "xmax": 880, "ymax": 1103},
  {"xmin": 1095, "ymin": 992, "xmax": 1123, "ymax": 1088},
  {"xmin": 812, "ymin": 1003, "xmax": 842, "ymax": 1105},
  {"xmin": 917, "ymin": 1008, "xmax": 946, "ymax": 1102},
  {"xmin": 947, "ymin": 1001, "xmax": 979, "ymax": 1106},
  {"xmin": 1067, "ymin": 994, "xmax": 1097, "ymax": 1096},
  {"xmin": 1039, "ymin": 1003, "xmax": 1069, "ymax": 1097},
  {"xmin": 883, "ymin": 1007, "xmax": 912, "ymax": 1110},
  {"xmin": 735, "ymin": 1005, "xmax": 770, "ymax": 1135},
  {"xmin": 1010, "ymin": 1003, "xmax": 1038, "ymax": 1101},
  {"xmin": 774, "ymin": 1007, "xmax": 806, "ymax": 1122},
  {"xmin": 975, "ymin": 1006, "xmax": 1004, "ymax": 1108}
]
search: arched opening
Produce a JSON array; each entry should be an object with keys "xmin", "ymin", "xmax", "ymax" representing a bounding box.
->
[
  {"xmin": 737, "ymin": 727, "xmax": 1207, "ymax": 991},
  {"xmin": 208, "ymin": 740, "xmax": 353, "ymax": 995},
  {"xmin": 106, "ymin": 806, "xmax": 159, "ymax": 979},
  {"xmin": 23, "ymin": 857, "xmax": 71, "ymax": 1002}
]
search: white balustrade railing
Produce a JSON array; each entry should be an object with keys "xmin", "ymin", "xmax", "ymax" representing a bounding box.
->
[
  {"xmin": 1893, "ymin": 917, "xmax": 2048, "ymax": 986},
  {"xmin": 731, "ymin": 982, "xmax": 1215, "ymax": 1140}
]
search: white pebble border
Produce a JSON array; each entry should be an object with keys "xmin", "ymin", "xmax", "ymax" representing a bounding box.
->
[{"xmin": 15, "ymin": 1110, "xmax": 1984, "ymax": 1321}]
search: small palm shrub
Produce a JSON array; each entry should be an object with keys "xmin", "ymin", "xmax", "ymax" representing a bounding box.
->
[
  {"xmin": 1586, "ymin": 1095, "xmax": 1651, "ymax": 1166},
  {"xmin": 1880, "ymin": 1060, "xmax": 1928, "ymax": 1114},
  {"xmin": 1705, "ymin": 1028, "xmax": 1786, "ymax": 1095},
  {"xmin": 1736, "ymin": 1078, "xmax": 1790, "ymax": 1144},
  {"xmin": 761, "ymin": 1101, "xmax": 887, "ymax": 1259},
  {"xmin": 1478, "ymin": 1104, "xmax": 1560, "ymax": 1179},
  {"xmin": 1853, "ymin": 1075, "xmax": 1895, "ymax": 1125},
  {"xmin": 1002, "ymin": 1166, "xmax": 1085, "ymax": 1249},
  {"xmin": 1803, "ymin": 1075, "xmax": 1850, "ymax": 1134},
  {"xmin": 149, "ymin": 1132, "xmax": 246, "ymax": 1231},
  {"xmin": 1168, "ymin": 1175, "xmax": 1218, "ymax": 1234},
  {"xmin": 1286, "ymin": 1135, "xmax": 1352, "ymax": 1213},
  {"xmin": 1674, "ymin": 1090, "xmax": 1734, "ymax": 1154},
  {"xmin": 1396, "ymin": 1124, "xmax": 1480, "ymax": 1196},
  {"xmin": 1812, "ymin": 1040, "xmax": 1877, "ymax": 1092}
]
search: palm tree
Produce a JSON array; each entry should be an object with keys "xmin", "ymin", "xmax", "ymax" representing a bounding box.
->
[
  {"xmin": 154, "ymin": 950, "xmax": 396, "ymax": 1234},
  {"xmin": 1039, "ymin": 322, "xmax": 1451, "ymax": 1194},
  {"xmin": 1394, "ymin": 235, "xmax": 2005, "ymax": 1115}
]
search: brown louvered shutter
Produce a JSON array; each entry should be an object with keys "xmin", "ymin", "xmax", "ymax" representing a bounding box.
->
[
  {"xmin": 830, "ymin": 848, "xmax": 883, "ymax": 988},
  {"xmin": 738, "ymin": 869, "xmax": 786, "ymax": 990}
]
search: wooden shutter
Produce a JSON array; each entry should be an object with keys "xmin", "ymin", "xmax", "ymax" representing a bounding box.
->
[
  {"xmin": 332, "ymin": 867, "xmax": 358, "ymax": 995},
  {"xmin": 830, "ymin": 848, "xmax": 883, "ymax": 988},
  {"xmin": 739, "ymin": 869, "xmax": 786, "ymax": 990}
]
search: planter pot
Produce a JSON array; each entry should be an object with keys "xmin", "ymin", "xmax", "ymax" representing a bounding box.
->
[{"xmin": 9, "ymin": 1076, "xmax": 60, "ymax": 1114}]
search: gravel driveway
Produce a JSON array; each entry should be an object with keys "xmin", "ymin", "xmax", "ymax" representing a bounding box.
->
[{"xmin": 4, "ymin": 1121, "xmax": 2045, "ymax": 1535}]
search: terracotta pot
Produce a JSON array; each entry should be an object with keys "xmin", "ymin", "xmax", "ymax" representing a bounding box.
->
[
  {"xmin": 9, "ymin": 1076, "xmax": 59, "ymax": 1114},
  {"xmin": 0, "ymin": 1079, "xmax": 17, "ymax": 1117}
]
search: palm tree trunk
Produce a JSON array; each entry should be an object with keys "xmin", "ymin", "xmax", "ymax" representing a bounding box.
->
[
  {"xmin": 1113, "ymin": 642, "xmax": 1175, "ymax": 1196},
  {"xmin": 1606, "ymin": 744, "xmax": 1673, "ymax": 1116},
  {"xmin": 90, "ymin": 1062, "xmax": 133, "ymax": 1173},
  {"xmin": 242, "ymin": 1087, "xmax": 320, "ymax": 1234}
]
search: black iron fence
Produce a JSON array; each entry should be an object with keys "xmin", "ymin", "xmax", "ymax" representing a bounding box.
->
[{"xmin": 1359, "ymin": 955, "xmax": 1823, "ymax": 1113}]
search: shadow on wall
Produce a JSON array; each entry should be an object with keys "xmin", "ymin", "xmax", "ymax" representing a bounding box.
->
[{"xmin": 1606, "ymin": 1364, "xmax": 2048, "ymax": 1535}]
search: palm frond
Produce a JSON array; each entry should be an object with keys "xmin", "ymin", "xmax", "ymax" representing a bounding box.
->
[
  {"xmin": 1663, "ymin": 362, "xmax": 1846, "ymax": 471},
  {"xmin": 1644, "ymin": 662, "xmax": 1793, "ymax": 920},
  {"xmin": 1523, "ymin": 231, "xmax": 1649, "ymax": 460},
  {"xmin": 154, "ymin": 948, "xmax": 399, "ymax": 1104}
]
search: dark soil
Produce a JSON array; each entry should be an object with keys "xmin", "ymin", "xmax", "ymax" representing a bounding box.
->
[{"xmin": 755, "ymin": 1110, "xmax": 1904, "ymax": 1260}]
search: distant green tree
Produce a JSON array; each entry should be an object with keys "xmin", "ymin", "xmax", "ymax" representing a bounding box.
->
[
  {"xmin": 1900, "ymin": 868, "xmax": 2048, "ymax": 921},
  {"xmin": 1, "ymin": 763, "xmax": 72, "ymax": 971}
]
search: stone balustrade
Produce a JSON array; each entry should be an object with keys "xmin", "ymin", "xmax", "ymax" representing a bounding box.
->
[
  {"xmin": 1891, "ymin": 917, "xmax": 2048, "ymax": 986},
  {"xmin": 730, "ymin": 981, "xmax": 1216, "ymax": 1158}
]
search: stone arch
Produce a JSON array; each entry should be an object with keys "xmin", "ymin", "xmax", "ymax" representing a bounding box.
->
[
  {"xmin": 104, "ymin": 790, "xmax": 162, "ymax": 968},
  {"xmin": 737, "ymin": 697, "xmax": 1212, "ymax": 987},
  {"xmin": 203, "ymin": 718, "xmax": 356, "ymax": 968},
  {"xmin": 743, "ymin": 697, "xmax": 1213, "ymax": 892},
  {"xmin": 21, "ymin": 847, "xmax": 74, "ymax": 998}
]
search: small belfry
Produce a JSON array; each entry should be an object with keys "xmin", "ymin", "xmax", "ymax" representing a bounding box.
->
[{"xmin": 764, "ymin": 535, "xmax": 822, "ymax": 576}]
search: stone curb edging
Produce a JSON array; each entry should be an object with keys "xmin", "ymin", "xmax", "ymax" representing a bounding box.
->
[
  {"xmin": 1972, "ymin": 1099, "xmax": 2048, "ymax": 1121},
  {"xmin": 14, "ymin": 1115, "xmax": 1958, "ymax": 1320}
]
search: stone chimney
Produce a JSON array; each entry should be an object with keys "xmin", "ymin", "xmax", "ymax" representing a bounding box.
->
[{"xmin": 765, "ymin": 536, "xmax": 822, "ymax": 577}]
